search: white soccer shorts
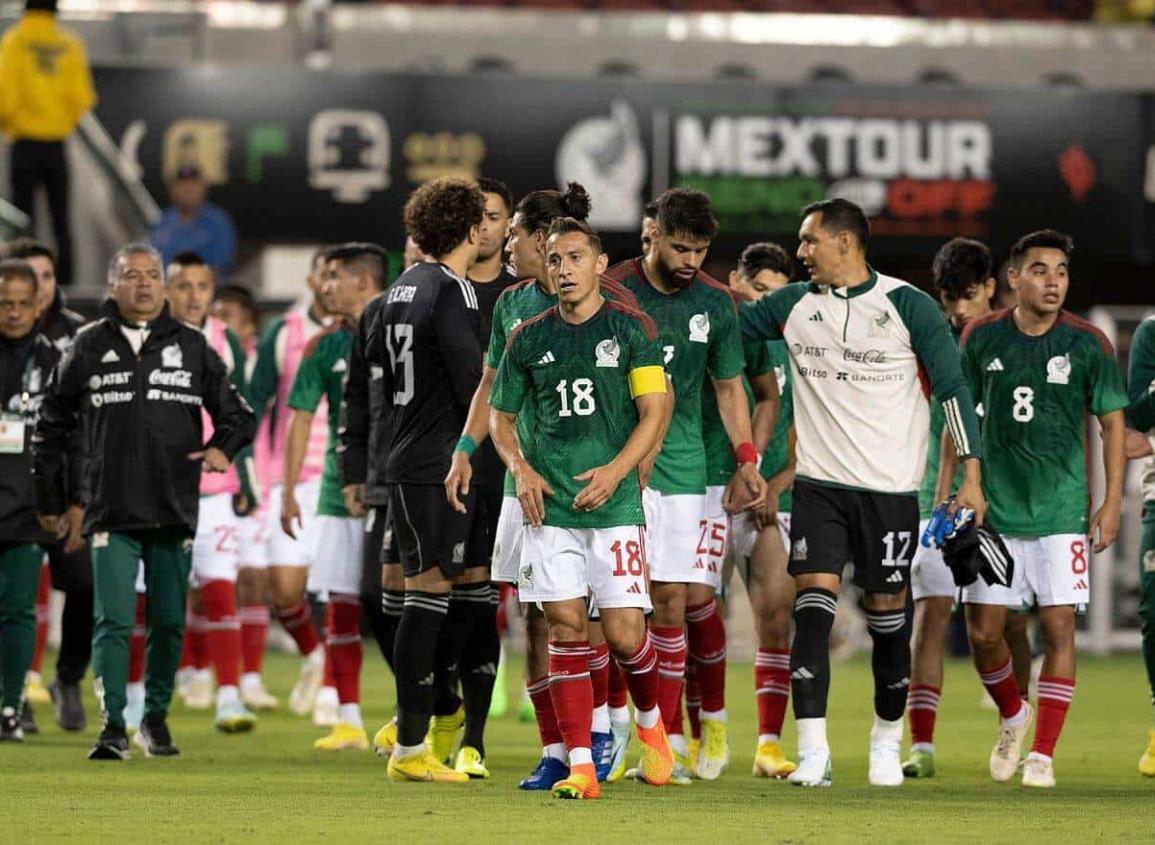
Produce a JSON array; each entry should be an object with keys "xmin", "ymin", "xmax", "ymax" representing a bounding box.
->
[
  {"xmin": 192, "ymin": 492, "xmax": 241, "ymax": 584},
  {"xmin": 643, "ymin": 488, "xmax": 708, "ymax": 586},
  {"xmin": 698, "ymin": 486, "xmax": 730, "ymax": 590},
  {"xmin": 728, "ymin": 508, "xmax": 792, "ymax": 563},
  {"xmin": 306, "ymin": 515, "xmax": 366, "ymax": 598},
  {"xmin": 518, "ymin": 524, "xmax": 651, "ymax": 612},
  {"xmin": 492, "ymin": 495, "xmax": 525, "ymax": 586},
  {"xmin": 962, "ymin": 533, "xmax": 1090, "ymax": 609},
  {"xmin": 263, "ymin": 478, "xmax": 322, "ymax": 568},
  {"xmin": 237, "ymin": 507, "xmax": 269, "ymax": 570},
  {"xmin": 911, "ymin": 518, "xmax": 957, "ymax": 601}
]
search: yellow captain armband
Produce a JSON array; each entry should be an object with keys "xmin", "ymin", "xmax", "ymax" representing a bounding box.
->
[{"xmin": 628, "ymin": 365, "xmax": 667, "ymax": 399}]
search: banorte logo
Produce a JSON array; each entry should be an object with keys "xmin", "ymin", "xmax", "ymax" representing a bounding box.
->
[{"xmin": 673, "ymin": 114, "xmax": 995, "ymax": 236}]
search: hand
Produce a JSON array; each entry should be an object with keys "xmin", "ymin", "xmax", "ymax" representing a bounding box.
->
[
  {"xmin": 38, "ymin": 514, "xmax": 64, "ymax": 538},
  {"xmin": 189, "ymin": 447, "xmax": 230, "ymax": 473},
  {"xmin": 754, "ymin": 488, "xmax": 780, "ymax": 532},
  {"xmin": 729, "ymin": 463, "xmax": 767, "ymax": 513},
  {"xmin": 444, "ymin": 451, "xmax": 473, "ymax": 514},
  {"xmin": 63, "ymin": 505, "xmax": 86, "ymax": 554},
  {"xmin": 1125, "ymin": 428, "xmax": 1153, "ymax": 460},
  {"xmin": 513, "ymin": 461, "xmax": 554, "ymax": 528},
  {"xmin": 1090, "ymin": 496, "xmax": 1122, "ymax": 553},
  {"xmin": 722, "ymin": 471, "xmax": 751, "ymax": 514},
  {"xmin": 951, "ymin": 474, "xmax": 987, "ymax": 527},
  {"xmin": 280, "ymin": 491, "xmax": 303, "ymax": 540},
  {"xmin": 572, "ymin": 464, "xmax": 625, "ymax": 512},
  {"xmin": 232, "ymin": 493, "xmax": 256, "ymax": 518},
  {"xmin": 637, "ymin": 453, "xmax": 657, "ymax": 490},
  {"xmin": 341, "ymin": 484, "xmax": 366, "ymax": 518}
]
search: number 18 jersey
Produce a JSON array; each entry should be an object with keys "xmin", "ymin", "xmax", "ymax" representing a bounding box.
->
[
  {"xmin": 489, "ymin": 299, "xmax": 665, "ymax": 529},
  {"xmin": 960, "ymin": 308, "xmax": 1127, "ymax": 536}
]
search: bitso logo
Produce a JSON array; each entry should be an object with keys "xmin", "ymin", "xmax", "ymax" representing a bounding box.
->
[
  {"xmin": 689, "ymin": 313, "xmax": 711, "ymax": 343},
  {"xmin": 595, "ymin": 338, "xmax": 621, "ymax": 368},
  {"xmin": 556, "ymin": 101, "xmax": 646, "ymax": 230}
]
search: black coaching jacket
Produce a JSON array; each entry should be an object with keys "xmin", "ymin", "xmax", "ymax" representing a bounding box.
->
[{"xmin": 33, "ymin": 300, "xmax": 256, "ymax": 536}]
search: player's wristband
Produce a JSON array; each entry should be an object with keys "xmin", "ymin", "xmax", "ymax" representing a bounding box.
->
[
  {"xmin": 455, "ymin": 435, "xmax": 478, "ymax": 457},
  {"xmin": 735, "ymin": 442, "xmax": 758, "ymax": 466}
]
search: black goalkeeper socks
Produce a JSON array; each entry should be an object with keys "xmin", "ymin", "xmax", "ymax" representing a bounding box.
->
[
  {"xmin": 866, "ymin": 608, "xmax": 910, "ymax": 721},
  {"xmin": 791, "ymin": 588, "xmax": 838, "ymax": 719},
  {"xmin": 394, "ymin": 591, "xmax": 449, "ymax": 748}
]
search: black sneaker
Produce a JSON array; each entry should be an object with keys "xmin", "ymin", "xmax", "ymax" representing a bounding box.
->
[
  {"xmin": 20, "ymin": 700, "xmax": 38, "ymax": 735},
  {"xmin": 49, "ymin": 679, "xmax": 86, "ymax": 732},
  {"xmin": 88, "ymin": 724, "xmax": 130, "ymax": 760},
  {"xmin": 0, "ymin": 706, "xmax": 24, "ymax": 742},
  {"xmin": 134, "ymin": 714, "xmax": 180, "ymax": 757}
]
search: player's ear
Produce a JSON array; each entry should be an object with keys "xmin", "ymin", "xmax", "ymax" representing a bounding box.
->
[
  {"xmin": 469, "ymin": 224, "xmax": 480, "ymax": 245},
  {"xmin": 595, "ymin": 252, "xmax": 609, "ymax": 275}
]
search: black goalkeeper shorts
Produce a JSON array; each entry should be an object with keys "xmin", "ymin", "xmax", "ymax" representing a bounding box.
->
[{"xmin": 388, "ymin": 483, "xmax": 475, "ymax": 580}]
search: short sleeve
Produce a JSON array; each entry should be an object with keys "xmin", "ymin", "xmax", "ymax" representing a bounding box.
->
[
  {"xmin": 739, "ymin": 286, "xmax": 807, "ymax": 342},
  {"xmin": 486, "ymin": 293, "xmax": 509, "ymax": 370},
  {"xmin": 288, "ymin": 342, "xmax": 326, "ymax": 413},
  {"xmin": 489, "ymin": 332, "xmax": 530, "ymax": 415},
  {"xmin": 706, "ymin": 295, "xmax": 745, "ymax": 381},
  {"xmin": 743, "ymin": 337, "xmax": 773, "ymax": 379},
  {"xmin": 1088, "ymin": 340, "xmax": 1128, "ymax": 418}
]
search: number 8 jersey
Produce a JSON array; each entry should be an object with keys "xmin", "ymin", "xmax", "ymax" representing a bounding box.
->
[
  {"xmin": 366, "ymin": 261, "xmax": 483, "ymax": 484},
  {"xmin": 490, "ymin": 299, "xmax": 665, "ymax": 529},
  {"xmin": 959, "ymin": 308, "xmax": 1127, "ymax": 536}
]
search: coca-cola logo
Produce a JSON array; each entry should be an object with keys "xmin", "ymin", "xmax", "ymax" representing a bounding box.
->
[{"xmin": 843, "ymin": 348, "xmax": 888, "ymax": 364}]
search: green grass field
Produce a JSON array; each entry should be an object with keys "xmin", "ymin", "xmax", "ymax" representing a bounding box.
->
[{"xmin": 4, "ymin": 652, "xmax": 1153, "ymax": 843}]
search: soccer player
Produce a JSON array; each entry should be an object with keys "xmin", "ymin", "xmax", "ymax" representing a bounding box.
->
[
  {"xmin": 0, "ymin": 259, "xmax": 67, "ymax": 741},
  {"xmin": 606, "ymin": 188, "xmax": 767, "ymax": 781},
  {"xmin": 33, "ymin": 243, "xmax": 255, "ymax": 759},
  {"xmin": 365, "ymin": 177, "xmax": 484, "ymax": 784},
  {"xmin": 165, "ymin": 251, "xmax": 259, "ymax": 733},
  {"xmin": 247, "ymin": 251, "xmax": 331, "ymax": 715},
  {"xmin": 725, "ymin": 242, "xmax": 800, "ymax": 778},
  {"xmin": 740, "ymin": 199, "xmax": 984, "ymax": 788},
  {"xmin": 1124, "ymin": 311, "xmax": 1155, "ymax": 776},
  {"xmin": 941, "ymin": 230, "xmax": 1126, "ymax": 788},
  {"xmin": 490, "ymin": 217, "xmax": 674, "ymax": 799},
  {"xmin": 283, "ymin": 243, "xmax": 385, "ymax": 751}
]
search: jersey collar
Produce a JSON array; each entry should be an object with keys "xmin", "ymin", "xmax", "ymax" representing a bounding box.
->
[{"xmin": 831, "ymin": 266, "xmax": 878, "ymax": 299}]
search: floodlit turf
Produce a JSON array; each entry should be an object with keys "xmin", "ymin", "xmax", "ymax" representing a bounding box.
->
[{"xmin": 5, "ymin": 652, "xmax": 1153, "ymax": 843}]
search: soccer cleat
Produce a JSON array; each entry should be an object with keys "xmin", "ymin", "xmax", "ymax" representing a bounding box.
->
[
  {"xmin": 519, "ymin": 756, "xmax": 570, "ymax": 790},
  {"xmin": 240, "ymin": 682, "xmax": 279, "ymax": 712},
  {"xmin": 313, "ymin": 722, "xmax": 369, "ymax": 751},
  {"xmin": 215, "ymin": 700, "xmax": 257, "ymax": 734},
  {"xmin": 134, "ymin": 715, "xmax": 180, "ymax": 757},
  {"xmin": 312, "ymin": 690, "xmax": 340, "ymax": 727},
  {"xmin": 183, "ymin": 673, "xmax": 214, "ymax": 710},
  {"xmin": 89, "ymin": 724, "xmax": 131, "ymax": 760},
  {"xmin": 288, "ymin": 652, "xmax": 324, "ymax": 716},
  {"xmin": 1022, "ymin": 752, "xmax": 1056, "ymax": 788},
  {"xmin": 20, "ymin": 701, "xmax": 38, "ymax": 735},
  {"xmin": 489, "ymin": 659, "xmax": 508, "ymax": 718},
  {"xmin": 606, "ymin": 719, "xmax": 632, "ymax": 783},
  {"xmin": 868, "ymin": 741, "xmax": 904, "ymax": 787},
  {"xmin": 428, "ymin": 704, "xmax": 465, "ymax": 764},
  {"xmin": 696, "ymin": 718, "xmax": 730, "ymax": 781},
  {"xmin": 0, "ymin": 707, "xmax": 24, "ymax": 742},
  {"xmin": 552, "ymin": 763, "xmax": 600, "ymax": 800},
  {"xmin": 48, "ymin": 679, "xmax": 86, "ymax": 732},
  {"xmin": 123, "ymin": 694, "xmax": 145, "ymax": 735},
  {"xmin": 990, "ymin": 703, "xmax": 1033, "ymax": 783},
  {"xmin": 518, "ymin": 689, "xmax": 536, "ymax": 723},
  {"xmin": 454, "ymin": 746, "xmax": 491, "ymax": 779},
  {"xmin": 175, "ymin": 667, "xmax": 194, "ymax": 700},
  {"xmin": 788, "ymin": 748, "xmax": 833, "ymax": 788},
  {"xmin": 1140, "ymin": 729, "xmax": 1155, "ymax": 777},
  {"xmin": 24, "ymin": 672, "xmax": 51, "ymax": 705},
  {"xmin": 688, "ymin": 737, "xmax": 700, "ymax": 775},
  {"xmin": 901, "ymin": 748, "xmax": 936, "ymax": 779},
  {"xmin": 388, "ymin": 748, "xmax": 470, "ymax": 783},
  {"xmin": 752, "ymin": 740, "xmax": 798, "ymax": 778},
  {"xmin": 592, "ymin": 731, "xmax": 613, "ymax": 782},
  {"xmin": 635, "ymin": 720, "xmax": 675, "ymax": 786},
  {"xmin": 373, "ymin": 717, "xmax": 398, "ymax": 757}
]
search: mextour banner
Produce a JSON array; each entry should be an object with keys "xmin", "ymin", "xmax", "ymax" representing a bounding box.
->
[{"xmin": 92, "ymin": 67, "xmax": 1151, "ymax": 263}]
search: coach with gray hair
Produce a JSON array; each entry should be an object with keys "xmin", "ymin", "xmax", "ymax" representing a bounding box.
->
[{"xmin": 32, "ymin": 243, "xmax": 255, "ymax": 761}]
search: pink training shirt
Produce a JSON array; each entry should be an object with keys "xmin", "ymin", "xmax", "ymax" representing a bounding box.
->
[{"xmin": 200, "ymin": 315, "xmax": 242, "ymax": 497}]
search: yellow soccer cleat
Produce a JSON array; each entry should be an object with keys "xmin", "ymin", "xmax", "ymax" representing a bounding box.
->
[
  {"xmin": 696, "ymin": 718, "xmax": 730, "ymax": 781},
  {"xmin": 24, "ymin": 672, "xmax": 50, "ymax": 705},
  {"xmin": 688, "ymin": 738, "xmax": 700, "ymax": 776},
  {"xmin": 313, "ymin": 722, "xmax": 370, "ymax": 751},
  {"xmin": 427, "ymin": 704, "xmax": 465, "ymax": 764},
  {"xmin": 635, "ymin": 721, "xmax": 675, "ymax": 786},
  {"xmin": 388, "ymin": 748, "xmax": 470, "ymax": 783},
  {"xmin": 1140, "ymin": 729, "xmax": 1155, "ymax": 777},
  {"xmin": 374, "ymin": 717, "xmax": 398, "ymax": 757},
  {"xmin": 552, "ymin": 763, "xmax": 600, "ymax": 799},
  {"xmin": 753, "ymin": 740, "xmax": 798, "ymax": 778},
  {"xmin": 454, "ymin": 745, "xmax": 491, "ymax": 779}
]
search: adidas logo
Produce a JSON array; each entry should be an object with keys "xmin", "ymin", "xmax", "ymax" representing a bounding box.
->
[
  {"xmin": 791, "ymin": 667, "xmax": 814, "ymax": 680},
  {"xmin": 887, "ymin": 676, "xmax": 910, "ymax": 690},
  {"xmin": 626, "ymin": 582, "xmax": 642, "ymax": 594},
  {"xmin": 986, "ymin": 358, "xmax": 1004, "ymax": 372},
  {"xmin": 100, "ymin": 349, "xmax": 120, "ymax": 364},
  {"xmin": 537, "ymin": 351, "xmax": 556, "ymax": 365},
  {"xmin": 886, "ymin": 571, "xmax": 904, "ymax": 584},
  {"xmin": 808, "ymin": 312, "xmax": 823, "ymax": 322},
  {"xmin": 1074, "ymin": 579, "xmax": 1088, "ymax": 590}
]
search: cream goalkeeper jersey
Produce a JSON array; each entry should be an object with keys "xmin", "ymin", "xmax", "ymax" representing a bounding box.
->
[{"xmin": 740, "ymin": 269, "xmax": 981, "ymax": 496}]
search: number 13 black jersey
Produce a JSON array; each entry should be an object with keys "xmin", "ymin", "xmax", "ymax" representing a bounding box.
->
[{"xmin": 365, "ymin": 261, "xmax": 483, "ymax": 484}]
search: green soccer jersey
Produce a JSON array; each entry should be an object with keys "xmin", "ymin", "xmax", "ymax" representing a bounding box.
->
[
  {"xmin": 288, "ymin": 324, "xmax": 353, "ymax": 517},
  {"xmin": 608, "ymin": 259, "xmax": 745, "ymax": 495},
  {"xmin": 761, "ymin": 339, "xmax": 794, "ymax": 513},
  {"xmin": 490, "ymin": 299, "xmax": 665, "ymax": 529},
  {"xmin": 701, "ymin": 337, "xmax": 772, "ymax": 487},
  {"xmin": 918, "ymin": 324, "xmax": 964, "ymax": 518},
  {"xmin": 961, "ymin": 309, "xmax": 1127, "ymax": 536}
]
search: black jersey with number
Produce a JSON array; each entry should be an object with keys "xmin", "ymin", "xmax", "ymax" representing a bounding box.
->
[
  {"xmin": 366, "ymin": 262, "xmax": 482, "ymax": 485},
  {"xmin": 469, "ymin": 264, "xmax": 522, "ymax": 490}
]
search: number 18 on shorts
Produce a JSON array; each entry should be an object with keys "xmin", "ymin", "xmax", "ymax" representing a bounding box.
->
[{"xmin": 518, "ymin": 524, "xmax": 651, "ymax": 612}]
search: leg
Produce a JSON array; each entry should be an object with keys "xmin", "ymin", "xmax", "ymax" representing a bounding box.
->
[
  {"xmin": 1003, "ymin": 610, "xmax": 1033, "ymax": 699},
  {"xmin": 30, "ymin": 562, "xmax": 50, "ymax": 682},
  {"xmin": 357, "ymin": 506, "xmax": 390, "ymax": 666},
  {"xmin": 542, "ymin": 597, "xmax": 596, "ymax": 796},
  {"xmin": 41, "ymin": 141, "xmax": 72, "ymax": 286},
  {"xmin": 379, "ymin": 562, "xmax": 404, "ymax": 677},
  {"xmin": 91, "ymin": 533, "xmax": 144, "ymax": 731},
  {"xmin": 459, "ymin": 580, "xmax": 500, "ymax": 760},
  {"xmin": 907, "ymin": 596, "xmax": 952, "ymax": 753},
  {"xmin": 965, "ymin": 602, "xmax": 1023, "ymax": 718},
  {"xmin": 685, "ymin": 580, "xmax": 726, "ymax": 720},
  {"xmin": 0, "ymin": 545, "xmax": 45, "ymax": 712},
  {"xmin": 9, "ymin": 141, "xmax": 38, "ymax": 220},
  {"xmin": 649, "ymin": 580, "xmax": 687, "ymax": 744},
  {"xmin": 324, "ymin": 593, "xmax": 363, "ymax": 726},
  {"xmin": 1139, "ymin": 508, "xmax": 1155, "ymax": 774},
  {"xmin": 1031, "ymin": 604, "xmax": 1076, "ymax": 760},
  {"xmin": 141, "ymin": 531, "xmax": 193, "ymax": 722},
  {"xmin": 51, "ymin": 539, "xmax": 95, "ymax": 686},
  {"xmin": 236, "ymin": 566, "xmax": 271, "ymax": 688}
]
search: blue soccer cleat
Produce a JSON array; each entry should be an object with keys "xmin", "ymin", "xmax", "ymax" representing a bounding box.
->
[
  {"xmin": 592, "ymin": 731, "xmax": 613, "ymax": 782},
  {"xmin": 519, "ymin": 755, "xmax": 570, "ymax": 790}
]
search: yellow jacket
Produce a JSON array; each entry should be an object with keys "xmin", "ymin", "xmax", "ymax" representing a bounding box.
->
[{"xmin": 0, "ymin": 11, "xmax": 96, "ymax": 141}]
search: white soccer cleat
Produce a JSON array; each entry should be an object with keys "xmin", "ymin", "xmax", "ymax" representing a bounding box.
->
[
  {"xmin": 288, "ymin": 651, "xmax": 324, "ymax": 716},
  {"xmin": 1021, "ymin": 752, "xmax": 1055, "ymax": 788},
  {"xmin": 990, "ymin": 703, "xmax": 1033, "ymax": 783},
  {"xmin": 183, "ymin": 672, "xmax": 214, "ymax": 710},
  {"xmin": 312, "ymin": 687, "xmax": 339, "ymax": 727},
  {"xmin": 695, "ymin": 717, "xmax": 730, "ymax": 781},
  {"xmin": 241, "ymin": 682, "xmax": 279, "ymax": 712},
  {"xmin": 868, "ymin": 741, "xmax": 904, "ymax": 787},
  {"xmin": 788, "ymin": 747, "xmax": 832, "ymax": 788}
]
